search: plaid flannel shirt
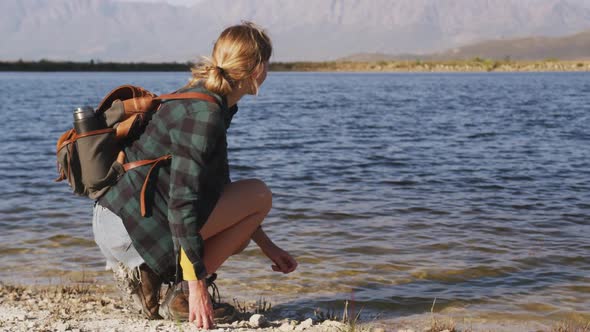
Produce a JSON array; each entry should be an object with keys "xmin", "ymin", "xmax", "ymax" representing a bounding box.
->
[{"xmin": 99, "ymin": 84, "xmax": 237, "ymax": 281}]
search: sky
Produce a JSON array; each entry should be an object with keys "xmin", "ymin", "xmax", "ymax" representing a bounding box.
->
[{"xmin": 118, "ymin": 0, "xmax": 199, "ymax": 6}]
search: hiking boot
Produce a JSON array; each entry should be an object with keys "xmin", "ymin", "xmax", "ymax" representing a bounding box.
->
[
  {"xmin": 134, "ymin": 264, "xmax": 163, "ymax": 319},
  {"xmin": 113, "ymin": 262, "xmax": 163, "ymax": 320},
  {"xmin": 160, "ymin": 274, "xmax": 237, "ymax": 323}
]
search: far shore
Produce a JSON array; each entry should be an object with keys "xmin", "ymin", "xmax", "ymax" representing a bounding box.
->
[{"xmin": 1, "ymin": 59, "xmax": 590, "ymax": 73}]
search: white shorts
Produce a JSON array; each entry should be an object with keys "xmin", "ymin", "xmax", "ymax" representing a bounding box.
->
[{"xmin": 92, "ymin": 202, "xmax": 145, "ymax": 270}]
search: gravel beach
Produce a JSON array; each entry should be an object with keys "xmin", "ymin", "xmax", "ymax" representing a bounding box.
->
[
  {"xmin": 2, "ymin": 282, "xmax": 577, "ymax": 332},
  {"xmin": 0, "ymin": 282, "xmax": 356, "ymax": 332},
  {"xmin": 2, "ymin": 282, "xmax": 589, "ymax": 332}
]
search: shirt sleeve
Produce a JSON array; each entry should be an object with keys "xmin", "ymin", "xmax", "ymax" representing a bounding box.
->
[
  {"xmin": 167, "ymin": 105, "xmax": 225, "ymax": 280},
  {"xmin": 180, "ymin": 247, "xmax": 198, "ymax": 280}
]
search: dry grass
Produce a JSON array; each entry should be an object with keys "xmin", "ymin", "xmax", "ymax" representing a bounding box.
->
[
  {"xmin": 232, "ymin": 296, "xmax": 273, "ymax": 320},
  {"xmin": 426, "ymin": 298, "xmax": 459, "ymax": 332},
  {"xmin": 552, "ymin": 320, "xmax": 590, "ymax": 332}
]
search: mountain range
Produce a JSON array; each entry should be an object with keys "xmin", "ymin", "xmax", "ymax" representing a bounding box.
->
[
  {"xmin": 2, "ymin": 0, "xmax": 590, "ymax": 62},
  {"xmin": 340, "ymin": 29, "xmax": 590, "ymax": 61}
]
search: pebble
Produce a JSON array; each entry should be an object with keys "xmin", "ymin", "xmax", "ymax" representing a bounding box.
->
[
  {"xmin": 249, "ymin": 314, "xmax": 267, "ymax": 328},
  {"xmin": 296, "ymin": 318, "xmax": 314, "ymax": 331},
  {"xmin": 322, "ymin": 320, "xmax": 346, "ymax": 328},
  {"xmin": 279, "ymin": 321, "xmax": 295, "ymax": 331},
  {"xmin": 55, "ymin": 322, "xmax": 69, "ymax": 332}
]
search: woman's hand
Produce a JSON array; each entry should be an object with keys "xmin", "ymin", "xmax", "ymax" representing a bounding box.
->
[
  {"xmin": 188, "ymin": 279, "xmax": 215, "ymax": 329},
  {"xmin": 252, "ymin": 226, "xmax": 298, "ymax": 274},
  {"xmin": 263, "ymin": 244, "xmax": 298, "ymax": 274}
]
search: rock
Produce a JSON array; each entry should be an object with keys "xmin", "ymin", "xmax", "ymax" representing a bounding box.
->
[
  {"xmin": 296, "ymin": 318, "xmax": 314, "ymax": 331},
  {"xmin": 322, "ymin": 320, "xmax": 346, "ymax": 328},
  {"xmin": 249, "ymin": 314, "xmax": 267, "ymax": 328},
  {"xmin": 55, "ymin": 322, "xmax": 69, "ymax": 332},
  {"xmin": 279, "ymin": 322, "xmax": 295, "ymax": 331},
  {"xmin": 16, "ymin": 314, "xmax": 26, "ymax": 321}
]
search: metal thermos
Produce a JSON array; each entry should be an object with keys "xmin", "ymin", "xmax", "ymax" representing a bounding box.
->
[{"xmin": 73, "ymin": 106, "xmax": 104, "ymax": 134}]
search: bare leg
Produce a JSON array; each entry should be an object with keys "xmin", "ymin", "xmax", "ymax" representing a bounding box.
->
[{"xmin": 199, "ymin": 179, "xmax": 271, "ymax": 274}]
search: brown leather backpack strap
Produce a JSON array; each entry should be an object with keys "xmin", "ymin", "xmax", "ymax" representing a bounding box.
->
[
  {"xmin": 116, "ymin": 114, "xmax": 139, "ymax": 140},
  {"xmin": 155, "ymin": 92, "xmax": 220, "ymax": 105},
  {"xmin": 122, "ymin": 155, "xmax": 172, "ymax": 217},
  {"xmin": 56, "ymin": 128, "xmax": 115, "ymax": 153},
  {"xmin": 97, "ymin": 85, "xmax": 156, "ymax": 115},
  {"xmin": 123, "ymin": 156, "xmax": 161, "ymax": 172},
  {"xmin": 139, "ymin": 154, "xmax": 172, "ymax": 217},
  {"xmin": 122, "ymin": 96, "xmax": 159, "ymax": 115},
  {"xmin": 118, "ymin": 92, "xmax": 219, "ymax": 122}
]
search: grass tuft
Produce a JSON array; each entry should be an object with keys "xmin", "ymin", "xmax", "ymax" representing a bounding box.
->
[
  {"xmin": 426, "ymin": 298, "xmax": 457, "ymax": 332},
  {"xmin": 255, "ymin": 297, "xmax": 272, "ymax": 314},
  {"xmin": 552, "ymin": 320, "xmax": 590, "ymax": 332}
]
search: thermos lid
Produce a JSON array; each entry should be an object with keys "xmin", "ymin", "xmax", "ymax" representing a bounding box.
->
[{"xmin": 73, "ymin": 106, "xmax": 96, "ymax": 121}]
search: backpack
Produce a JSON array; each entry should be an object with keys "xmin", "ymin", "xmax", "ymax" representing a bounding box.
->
[{"xmin": 55, "ymin": 85, "xmax": 220, "ymax": 206}]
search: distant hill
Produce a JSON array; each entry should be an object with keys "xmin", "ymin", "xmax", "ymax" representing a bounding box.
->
[
  {"xmin": 438, "ymin": 30, "xmax": 590, "ymax": 60},
  {"xmin": 2, "ymin": 0, "xmax": 590, "ymax": 62},
  {"xmin": 340, "ymin": 30, "xmax": 590, "ymax": 61}
]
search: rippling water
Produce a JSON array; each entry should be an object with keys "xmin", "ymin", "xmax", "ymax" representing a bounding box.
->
[{"xmin": 0, "ymin": 72, "xmax": 589, "ymax": 323}]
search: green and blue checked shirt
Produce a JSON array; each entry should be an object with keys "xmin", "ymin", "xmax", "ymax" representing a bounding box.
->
[{"xmin": 99, "ymin": 84, "xmax": 237, "ymax": 281}]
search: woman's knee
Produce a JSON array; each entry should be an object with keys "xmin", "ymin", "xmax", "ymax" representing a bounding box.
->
[
  {"xmin": 232, "ymin": 238, "xmax": 251, "ymax": 255},
  {"xmin": 244, "ymin": 178, "xmax": 272, "ymax": 213}
]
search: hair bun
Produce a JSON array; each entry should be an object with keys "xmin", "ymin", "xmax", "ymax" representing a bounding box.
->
[{"xmin": 216, "ymin": 66, "xmax": 225, "ymax": 76}]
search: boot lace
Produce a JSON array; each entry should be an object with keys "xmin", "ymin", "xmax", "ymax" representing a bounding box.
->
[{"xmin": 206, "ymin": 273, "xmax": 221, "ymax": 305}]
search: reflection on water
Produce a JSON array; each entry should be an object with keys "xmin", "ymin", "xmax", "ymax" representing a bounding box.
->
[{"xmin": 0, "ymin": 72, "xmax": 589, "ymax": 323}]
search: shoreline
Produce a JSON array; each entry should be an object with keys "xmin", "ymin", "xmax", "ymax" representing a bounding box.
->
[
  {"xmin": 0, "ymin": 60, "xmax": 589, "ymax": 73},
  {"xmin": 270, "ymin": 60, "xmax": 590, "ymax": 73},
  {"xmin": 1, "ymin": 282, "xmax": 588, "ymax": 332}
]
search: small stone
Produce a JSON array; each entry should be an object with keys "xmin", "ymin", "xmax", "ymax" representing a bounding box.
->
[
  {"xmin": 279, "ymin": 322, "xmax": 295, "ymax": 331},
  {"xmin": 72, "ymin": 329, "xmax": 81, "ymax": 332},
  {"xmin": 296, "ymin": 318, "xmax": 314, "ymax": 331},
  {"xmin": 322, "ymin": 320, "xmax": 346, "ymax": 328},
  {"xmin": 440, "ymin": 330, "xmax": 450, "ymax": 332},
  {"xmin": 371, "ymin": 328, "xmax": 385, "ymax": 332},
  {"xmin": 249, "ymin": 314, "xmax": 267, "ymax": 328},
  {"xmin": 16, "ymin": 314, "xmax": 26, "ymax": 321},
  {"xmin": 55, "ymin": 322, "xmax": 69, "ymax": 332}
]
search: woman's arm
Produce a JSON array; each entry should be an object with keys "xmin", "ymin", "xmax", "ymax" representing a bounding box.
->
[
  {"xmin": 252, "ymin": 227, "xmax": 298, "ymax": 274},
  {"xmin": 167, "ymin": 104, "xmax": 225, "ymax": 328}
]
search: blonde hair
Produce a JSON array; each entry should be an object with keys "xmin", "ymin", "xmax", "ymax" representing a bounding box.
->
[{"xmin": 190, "ymin": 21, "xmax": 272, "ymax": 96}]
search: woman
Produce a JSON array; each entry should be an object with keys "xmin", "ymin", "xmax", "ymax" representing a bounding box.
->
[{"xmin": 93, "ymin": 22, "xmax": 298, "ymax": 329}]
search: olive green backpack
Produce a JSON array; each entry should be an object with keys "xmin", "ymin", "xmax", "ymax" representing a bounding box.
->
[{"xmin": 56, "ymin": 85, "xmax": 219, "ymax": 208}]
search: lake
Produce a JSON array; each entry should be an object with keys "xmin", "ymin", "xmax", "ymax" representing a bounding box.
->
[{"xmin": 0, "ymin": 71, "xmax": 588, "ymax": 325}]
